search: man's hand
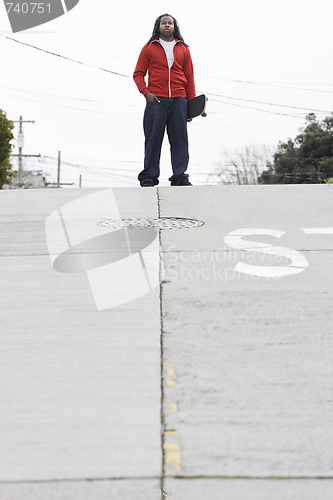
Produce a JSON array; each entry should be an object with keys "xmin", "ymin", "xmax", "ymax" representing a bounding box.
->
[{"xmin": 146, "ymin": 93, "xmax": 160, "ymax": 103}]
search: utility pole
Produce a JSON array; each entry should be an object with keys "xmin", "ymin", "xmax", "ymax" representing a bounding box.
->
[
  {"xmin": 45, "ymin": 151, "xmax": 74, "ymax": 188},
  {"xmin": 13, "ymin": 116, "xmax": 35, "ymax": 187}
]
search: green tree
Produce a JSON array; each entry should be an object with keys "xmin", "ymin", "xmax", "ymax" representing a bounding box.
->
[
  {"xmin": 259, "ymin": 113, "xmax": 333, "ymax": 184},
  {"xmin": 0, "ymin": 109, "xmax": 14, "ymax": 188}
]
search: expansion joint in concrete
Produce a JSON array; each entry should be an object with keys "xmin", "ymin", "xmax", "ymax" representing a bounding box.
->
[
  {"xmin": 164, "ymin": 475, "xmax": 333, "ymax": 481},
  {"xmin": 157, "ymin": 187, "xmax": 167, "ymax": 495}
]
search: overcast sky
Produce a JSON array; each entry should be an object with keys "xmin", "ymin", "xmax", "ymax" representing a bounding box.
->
[{"xmin": 1, "ymin": 0, "xmax": 332, "ymax": 187}]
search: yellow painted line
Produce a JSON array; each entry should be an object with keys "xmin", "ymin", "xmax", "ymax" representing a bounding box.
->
[
  {"xmin": 164, "ymin": 430, "xmax": 178, "ymax": 436},
  {"xmin": 166, "ymin": 368, "xmax": 175, "ymax": 376},
  {"xmin": 169, "ymin": 402, "xmax": 178, "ymax": 413},
  {"xmin": 164, "ymin": 451, "xmax": 182, "ymax": 472},
  {"xmin": 164, "ymin": 363, "xmax": 174, "ymax": 368},
  {"xmin": 163, "ymin": 442, "xmax": 181, "ymax": 451},
  {"xmin": 166, "ymin": 379, "xmax": 176, "ymax": 387}
]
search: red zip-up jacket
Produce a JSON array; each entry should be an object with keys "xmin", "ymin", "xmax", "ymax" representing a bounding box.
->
[{"xmin": 133, "ymin": 39, "xmax": 196, "ymax": 101}]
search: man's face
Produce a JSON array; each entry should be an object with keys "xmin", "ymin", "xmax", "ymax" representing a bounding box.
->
[{"xmin": 159, "ymin": 16, "xmax": 175, "ymax": 41}]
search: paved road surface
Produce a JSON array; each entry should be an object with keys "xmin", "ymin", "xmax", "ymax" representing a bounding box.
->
[{"xmin": 0, "ymin": 185, "xmax": 332, "ymax": 499}]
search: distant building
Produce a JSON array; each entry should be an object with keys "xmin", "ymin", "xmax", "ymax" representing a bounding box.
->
[{"xmin": 4, "ymin": 170, "xmax": 49, "ymax": 189}]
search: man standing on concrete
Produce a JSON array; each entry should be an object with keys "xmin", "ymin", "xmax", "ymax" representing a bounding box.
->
[{"xmin": 133, "ymin": 14, "xmax": 196, "ymax": 187}]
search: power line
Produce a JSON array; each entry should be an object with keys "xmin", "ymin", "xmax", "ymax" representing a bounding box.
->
[
  {"xmin": 0, "ymin": 84, "xmax": 138, "ymax": 108},
  {"xmin": 43, "ymin": 155, "xmax": 139, "ymax": 170},
  {"xmin": 0, "ymin": 34, "xmax": 130, "ymax": 78},
  {"xmin": 0, "ymin": 90, "xmax": 112, "ymax": 114},
  {"xmin": 2, "ymin": 35, "xmax": 331, "ymax": 120},
  {"xmin": 206, "ymin": 97, "xmax": 301, "ymax": 118},
  {"xmin": 41, "ymin": 36, "xmax": 132, "ymax": 63},
  {"xmin": 41, "ymin": 155, "xmax": 139, "ymax": 184},
  {"xmin": 200, "ymin": 75, "xmax": 333, "ymax": 94},
  {"xmin": 205, "ymin": 92, "xmax": 332, "ymax": 114}
]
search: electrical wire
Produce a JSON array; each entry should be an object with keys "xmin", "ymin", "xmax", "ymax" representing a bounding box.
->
[
  {"xmin": 206, "ymin": 97, "xmax": 301, "ymax": 119},
  {"xmin": 41, "ymin": 156, "xmax": 139, "ymax": 181},
  {"xmin": 43, "ymin": 155, "xmax": 139, "ymax": 171},
  {"xmin": 0, "ymin": 85, "xmax": 140, "ymax": 110},
  {"xmin": 205, "ymin": 92, "xmax": 332, "ymax": 114},
  {"xmin": 199, "ymin": 75, "xmax": 333, "ymax": 94},
  {"xmin": 0, "ymin": 34, "xmax": 130, "ymax": 78},
  {"xmin": 2, "ymin": 35, "xmax": 331, "ymax": 120}
]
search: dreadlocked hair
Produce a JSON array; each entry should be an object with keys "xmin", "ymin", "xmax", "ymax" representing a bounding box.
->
[{"xmin": 147, "ymin": 14, "xmax": 189, "ymax": 46}]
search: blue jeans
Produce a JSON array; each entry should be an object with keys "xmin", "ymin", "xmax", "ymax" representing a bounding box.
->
[{"xmin": 138, "ymin": 97, "xmax": 189, "ymax": 185}]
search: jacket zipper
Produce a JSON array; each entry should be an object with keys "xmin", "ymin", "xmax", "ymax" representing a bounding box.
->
[
  {"xmin": 169, "ymin": 43, "xmax": 177, "ymax": 97},
  {"xmin": 154, "ymin": 39, "xmax": 178, "ymax": 98},
  {"xmin": 168, "ymin": 67, "xmax": 171, "ymax": 97}
]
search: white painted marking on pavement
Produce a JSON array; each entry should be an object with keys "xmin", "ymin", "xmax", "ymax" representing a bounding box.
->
[
  {"xmin": 224, "ymin": 228, "xmax": 309, "ymax": 278},
  {"xmin": 302, "ymin": 227, "xmax": 333, "ymax": 234}
]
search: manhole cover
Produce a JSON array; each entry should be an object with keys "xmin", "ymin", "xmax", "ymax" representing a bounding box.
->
[{"xmin": 97, "ymin": 217, "xmax": 204, "ymax": 230}]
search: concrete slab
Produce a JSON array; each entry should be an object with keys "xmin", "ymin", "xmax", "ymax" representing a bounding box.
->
[
  {"xmin": 159, "ymin": 185, "xmax": 333, "ymax": 479},
  {"xmin": 164, "ymin": 478, "xmax": 333, "ymax": 500},
  {"xmin": 1, "ymin": 184, "xmax": 332, "ymax": 499},
  {"xmin": 0, "ymin": 479, "xmax": 162, "ymax": 500},
  {"xmin": 0, "ymin": 188, "xmax": 162, "ymax": 481}
]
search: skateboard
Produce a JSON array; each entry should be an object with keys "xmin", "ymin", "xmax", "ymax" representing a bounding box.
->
[{"xmin": 187, "ymin": 94, "xmax": 208, "ymax": 120}]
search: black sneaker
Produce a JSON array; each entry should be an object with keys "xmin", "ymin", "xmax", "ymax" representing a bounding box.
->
[
  {"xmin": 172, "ymin": 178, "xmax": 192, "ymax": 186},
  {"xmin": 141, "ymin": 179, "xmax": 155, "ymax": 187}
]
